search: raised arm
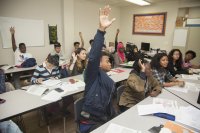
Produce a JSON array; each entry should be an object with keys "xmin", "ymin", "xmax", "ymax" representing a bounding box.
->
[
  {"xmin": 79, "ymin": 32, "xmax": 84, "ymax": 48},
  {"xmin": 84, "ymin": 5, "xmax": 115, "ymax": 87},
  {"xmin": 10, "ymin": 27, "xmax": 17, "ymax": 52},
  {"xmin": 114, "ymin": 29, "xmax": 119, "ymax": 53}
]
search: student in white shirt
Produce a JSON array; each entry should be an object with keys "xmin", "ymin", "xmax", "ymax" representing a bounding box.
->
[
  {"xmin": 50, "ymin": 42, "xmax": 65, "ymax": 64},
  {"xmin": 10, "ymin": 27, "xmax": 33, "ymax": 66}
]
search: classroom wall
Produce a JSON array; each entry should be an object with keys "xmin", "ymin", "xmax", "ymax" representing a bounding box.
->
[
  {"xmin": 186, "ymin": 7, "xmax": 200, "ymax": 64},
  {"xmin": 0, "ymin": 0, "xmax": 63, "ymax": 65},
  {"xmin": 0, "ymin": 0, "xmax": 120, "ymax": 65},
  {"xmin": 74, "ymin": 0, "xmax": 120, "ymax": 50},
  {"xmin": 119, "ymin": 0, "xmax": 200, "ymax": 53},
  {"xmin": 119, "ymin": 1, "xmax": 180, "ymax": 52}
]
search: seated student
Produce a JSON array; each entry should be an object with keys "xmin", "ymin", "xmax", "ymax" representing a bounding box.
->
[
  {"xmin": 167, "ymin": 49, "xmax": 189, "ymax": 76},
  {"xmin": 10, "ymin": 27, "xmax": 33, "ymax": 66},
  {"xmin": 0, "ymin": 120, "xmax": 22, "ymax": 133},
  {"xmin": 183, "ymin": 50, "xmax": 199, "ymax": 69},
  {"xmin": 31, "ymin": 54, "xmax": 59, "ymax": 84},
  {"xmin": 79, "ymin": 5, "xmax": 116, "ymax": 133},
  {"xmin": 50, "ymin": 42, "xmax": 69, "ymax": 78},
  {"xmin": 151, "ymin": 53, "xmax": 185, "ymax": 87},
  {"xmin": 87, "ymin": 39, "xmax": 94, "ymax": 54},
  {"xmin": 114, "ymin": 42, "xmax": 126, "ymax": 66},
  {"xmin": 50, "ymin": 42, "xmax": 65, "ymax": 63},
  {"xmin": 113, "ymin": 29, "xmax": 126, "ymax": 66},
  {"xmin": 119, "ymin": 57, "xmax": 161, "ymax": 112},
  {"xmin": 0, "ymin": 69, "xmax": 15, "ymax": 93},
  {"xmin": 69, "ymin": 48, "xmax": 87, "ymax": 76},
  {"xmin": 126, "ymin": 43, "xmax": 139, "ymax": 62}
]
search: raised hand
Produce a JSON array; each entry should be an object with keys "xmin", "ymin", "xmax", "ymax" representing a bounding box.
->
[
  {"xmin": 79, "ymin": 32, "xmax": 82, "ymax": 37},
  {"xmin": 116, "ymin": 29, "xmax": 120, "ymax": 34},
  {"xmin": 10, "ymin": 27, "xmax": 15, "ymax": 35},
  {"xmin": 139, "ymin": 59, "xmax": 145, "ymax": 72},
  {"xmin": 72, "ymin": 52, "xmax": 77, "ymax": 62},
  {"xmin": 99, "ymin": 5, "xmax": 116, "ymax": 31}
]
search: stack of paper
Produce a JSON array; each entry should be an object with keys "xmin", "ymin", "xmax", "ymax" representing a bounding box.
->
[
  {"xmin": 137, "ymin": 98, "xmax": 179, "ymax": 116},
  {"xmin": 153, "ymin": 98, "xmax": 178, "ymax": 116},
  {"xmin": 26, "ymin": 85, "xmax": 48, "ymax": 96},
  {"xmin": 104, "ymin": 123, "xmax": 141, "ymax": 133}
]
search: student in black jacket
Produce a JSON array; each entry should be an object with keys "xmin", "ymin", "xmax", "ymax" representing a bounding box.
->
[
  {"xmin": 79, "ymin": 5, "xmax": 116, "ymax": 133},
  {"xmin": 167, "ymin": 49, "xmax": 189, "ymax": 76}
]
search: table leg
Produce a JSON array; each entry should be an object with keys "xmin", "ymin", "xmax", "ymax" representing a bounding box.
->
[{"xmin": 12, "ymin": 73, "xmax": 21, "ymax": 89}]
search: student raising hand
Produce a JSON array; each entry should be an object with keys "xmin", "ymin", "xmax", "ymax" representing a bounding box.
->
[
  {"xmin": 10, "ymin": 27, "xmax": 15, "ymax": 35},
  {"xmin": 139, "ymin": 59, "xmax": 145, "ymax": 72},
  {"xmin": 99, "ymin": 5, "xmax": 116, "ymax": 31}
]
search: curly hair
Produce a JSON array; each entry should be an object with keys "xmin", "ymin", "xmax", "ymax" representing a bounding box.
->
[
  {"xmin": 75, "ymin": 48, "xmax": 87, "ymax": 72},
  {"xmin": 185, "ymin": 50, "xmax": 196, "ymax": 59},
  {"xmin": 150, "ymin": 53, "xmax": 168, "ymax": 70},
  {"xmin": 168, "ymin": 49, "xmax": 183, "ymax": 67}
]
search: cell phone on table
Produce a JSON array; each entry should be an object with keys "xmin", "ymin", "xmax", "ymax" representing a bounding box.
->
[
  {"xmin": 0, "ymin": 98, "xmax": 6, "ymax": 104},
  {"xmin": 55, "ymin": 88, "xmax": 64, "ymax": 93}
]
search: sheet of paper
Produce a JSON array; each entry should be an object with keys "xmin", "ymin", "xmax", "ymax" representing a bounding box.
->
[
  {"xmin": 181, "ymin": 74, "xmax": 200, "ymax": 80},
  {"xmin": 137, "ymin": 104, "xmax": 165, "ymax": 115},
  {"xmin": 42, "ymin": 79, "xmax": 61, "ymax": 87},
  {"xmin": 166, "ymin": 86, "xmax": 188, "ymax": 93},
  {"xmin": 73, "ymin": 80, "xmax": 85, "ymax": 88},
  {"xmin": 26, "ymin": 85, "xmax": 48, "ymax": 96},
  {"xmin": 55, "ymin": 82, "xmax": 81, "ymax": 96},
  {"xmin": 153, "ymin": 98, "xmax": 179, "ymax": 115},
  {"xmin": 41, "ymin": 90, "xmax": 62, "ymax": 102},
  {"xmin": 166, "ymin": 82, "xmax": 200, "ymax": 93},
  {"xmin": 104, "ymin": 123, "xmax": 141, "ymax": 133},
  {"xmin": 185, "ymin": 82, "xmax": 200, "ymax": 92},
  {"xmin": 176, "ymin": 106, "xmax": 200, "ymax": 130}
]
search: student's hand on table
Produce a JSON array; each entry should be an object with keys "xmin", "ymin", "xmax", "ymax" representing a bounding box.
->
[
  {"xmin": 188, "ymin": 69, "xmax": 193, "ymax": 74},
  {"xmin": 99, "ymin": 5, "xmax": 116, "ymax": 31},
  {"xmin": 10, "ymin": 27, "xmax": 15, "ymax": 35},
  {"xmin": 177, "ymin": 81, "xmax": 185, "ymax": 87},
  {"xmin": 36, "ymin": 78, "xmax": 44, "ymax": 84},
  {"xmin": 150, "ymin": 90, "xmax": 159, "ymax": 97},
  {"xmin": 49, "ymin": 77, "xmax": 56, "ymax": 80}
]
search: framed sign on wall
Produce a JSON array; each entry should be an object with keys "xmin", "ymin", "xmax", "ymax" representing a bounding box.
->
[{"xmin": 133, "ymin": 12, "xmax": 167, "ymax": 35}]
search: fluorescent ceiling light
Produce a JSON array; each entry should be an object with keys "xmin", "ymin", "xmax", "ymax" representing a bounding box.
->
[{"xmin": 125, "ymin": 0, "xmax": 150, "ymax": 6}]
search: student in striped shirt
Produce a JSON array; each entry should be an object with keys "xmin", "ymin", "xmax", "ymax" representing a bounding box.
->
[{"xmin": 31, "ymin": 54, "xmax": 60, "ymax": 84}]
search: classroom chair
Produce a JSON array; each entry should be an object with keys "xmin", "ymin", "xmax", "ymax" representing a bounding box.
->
[
  {"xmin": 116, "ymin": 85, "xmax": 125, "ymax": 105},
  {"xmin": 74, "ymin": 97, "xmax": 84, "ymax": 133}
]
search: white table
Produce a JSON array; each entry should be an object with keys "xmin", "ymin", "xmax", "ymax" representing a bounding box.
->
[
  {"xmin": 109, "ymin": 67, "xmax": 131, "ymax": 83},
  {"xmin": 165, "ymin": 78, "xmax": 200, "ymax": 109},
  {"xmin": 5, "ymin": 66, "xmax": 36, "ymax": 89},
  {"xmin": 4, "ymin": 66, "xmax": 36, "ymax": 74},
  {"xmin": 0, "ymin": 90, "xmax": 51, "ymax": 121},
  {"xmin": 91, "ymin": 89, "xmax": 199, "ymax": 133}
]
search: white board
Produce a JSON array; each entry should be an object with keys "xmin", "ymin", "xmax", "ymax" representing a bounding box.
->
[
  {"xmin": 0, "ymin": 17, "xmax": 44, "ymax": 48},
  {"xmin": 172, "ymin": 28, "xmax": 188, "ymax": 47}
]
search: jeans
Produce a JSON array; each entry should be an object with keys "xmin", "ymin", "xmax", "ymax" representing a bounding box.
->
[{"xmin": 0, "ymin": 120, "xmax": 22, "ymax": 133}]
